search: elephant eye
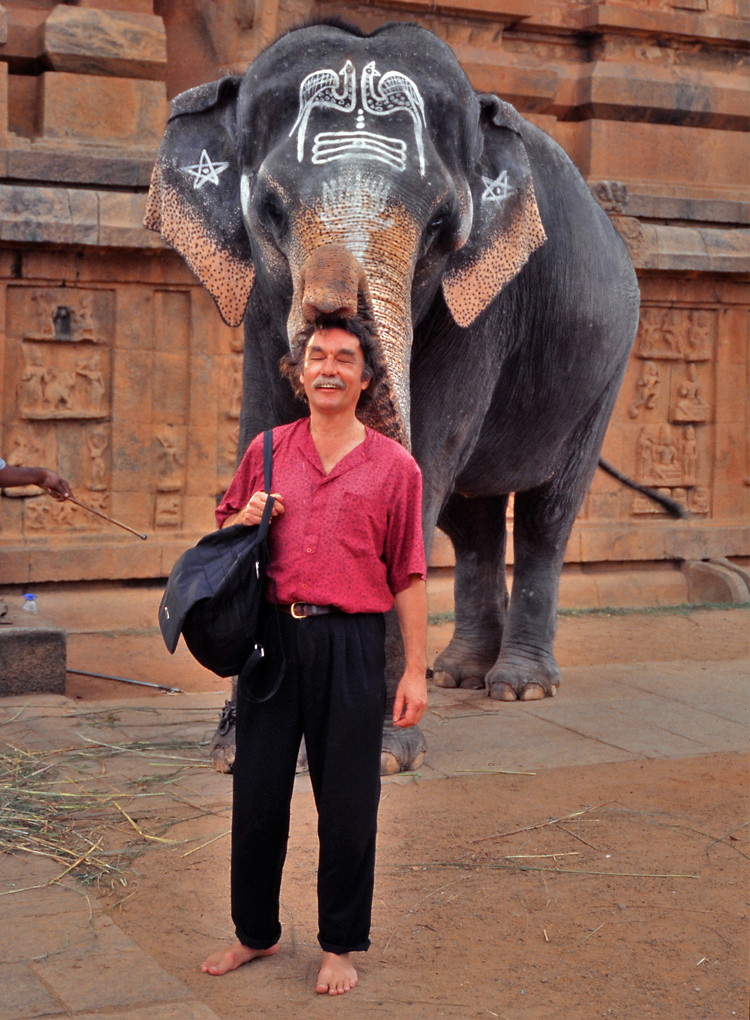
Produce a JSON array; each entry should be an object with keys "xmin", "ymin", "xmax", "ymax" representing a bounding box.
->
[
  {"xmin": 259, "ymin": 196, "xmax": 285, "ymax": 236},
  {"xmin": 422, "ymin": 205, "xmax": 452, "ymax": 254}
]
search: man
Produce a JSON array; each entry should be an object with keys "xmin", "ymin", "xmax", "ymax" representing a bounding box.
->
[
  {"xmin": 0, "ymin": 458, "xmax": 72, "ymax": 499},
  {"xmin": 201, "ymin": 315, "xmax": 428, "ymax": 995}
]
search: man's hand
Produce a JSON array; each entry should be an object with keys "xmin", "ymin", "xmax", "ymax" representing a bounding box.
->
[
  {"xmin": 0, "ymin": 466, "xmax": 72, "ymax": 500},
  {"xmin": 393, "ymin": 668, "xmax": 428, "ymax": 728},
  {"xmin": 392, "ymin": 576, "xmax": 428, "ymax": 728},
  {"xmin": 39, "ymin": 470, "xmax": 73, "ymax": 500},
  {"xmin": 223, "ymin": 491, "xmax": 285, "ymax": 528}
]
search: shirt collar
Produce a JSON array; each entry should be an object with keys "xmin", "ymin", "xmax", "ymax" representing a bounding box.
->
[{"xmin": 298, "ymin": 418, "xmax": 371, "ymax": 480}]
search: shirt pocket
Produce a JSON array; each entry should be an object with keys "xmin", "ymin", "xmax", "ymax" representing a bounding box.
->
[{"xmin": 337, "ymin": 491, "xmax": 382, "ymax": 557}]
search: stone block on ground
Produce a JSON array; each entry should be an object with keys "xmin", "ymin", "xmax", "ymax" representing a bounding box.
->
[
  {"xmin": 681, "ymin": 559, "xmax": 750, "ymax": 604},
  {"xmin": 710, "ymin": 557, "xmax": 750, "ymax": 597},
  {"xmin": 0, "ymin": 618, "xmax": 66, "ymax": 695}
]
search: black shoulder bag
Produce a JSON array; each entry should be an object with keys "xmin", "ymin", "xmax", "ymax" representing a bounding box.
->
[{"xmin": 159, "ymin": 429, "xmax": 284, "ymax": 701}]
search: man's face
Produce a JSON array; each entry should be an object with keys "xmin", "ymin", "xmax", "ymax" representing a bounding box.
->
[{"xmin": 299, "ymin": 327, "xmax": 369, "ymax": 416}]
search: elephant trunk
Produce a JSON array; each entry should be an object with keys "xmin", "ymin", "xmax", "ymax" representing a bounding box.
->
[{"xmin": 290, "ymin": 202, "xmax": 421, "ymax": 448}]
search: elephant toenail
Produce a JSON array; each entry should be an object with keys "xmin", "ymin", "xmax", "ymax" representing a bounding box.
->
[
  {"xmin": 520, "ymin": 684, "xmax": 545, "ymax": 701},
  {"xmin": 489, "ymin": 682, "xmax": 517, "ymax": 702}
]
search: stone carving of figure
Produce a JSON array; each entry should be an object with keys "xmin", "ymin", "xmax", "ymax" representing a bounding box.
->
[
  {"xmin": 636, "ymin": 426, "xmax": 654, "ymax": 482},
  {"xmin": 156, "ymin": 430, "xmax": 184, "ymax": 491},
  {"xmin": 19, "ymin": 346, "xmax": 46, "ymax": 412},
  {"xmin": 43, "ymin": 366, "xmax": 78, "ymax": 412},
  {"xmin": 628, "ymin": 360, "xmax": 660, "ymax": 418},
  {"xmin": 653, "ymin": 423, "xmax": 682, "ymax": 483},
  {"xmin": 635, "ymin": 308, "xmax": 660, "ymax": 358},
  {"xmin": 75, "ymin": 295, "xmax": 97, "ymax": 338},
  {"xmin": 690, "ymin": 487, "xmax": 710, "ymax": 514},
  {"xmin": 659, "ymin": 308, "xmax": 681, "ymax": 356},
  {"xmin": 685, "ymin": 310, "xmax": 711, "ymax": 360},
  {"xmin": 76, "ymin": 354, "xmax": 106, "ymax": 413},
  {"xmin": 674, "ymin": 363, "xmax": 709, "ymax": 422},
  {"xmin": 682, "ymin": 425, "xmax": 698, "ymax": 484},
  {"xmin": 87, "ymin": 430, "xmax": 108, "ymax": 491}
]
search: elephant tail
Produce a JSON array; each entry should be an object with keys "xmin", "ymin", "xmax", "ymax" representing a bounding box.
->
[{"xmin": 597, "ymin": 459, "xmax": 688, "ymax": 519}]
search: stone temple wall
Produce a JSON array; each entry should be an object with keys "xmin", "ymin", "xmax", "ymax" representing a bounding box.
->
[{"xmin": 0, "ymin": 0, "xmax": 748, "ymax": 605}]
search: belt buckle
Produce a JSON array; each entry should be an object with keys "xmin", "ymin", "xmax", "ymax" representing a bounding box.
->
[{"xmin": 290, "ymin": 602, "xmax": 307, "ymax": 619}]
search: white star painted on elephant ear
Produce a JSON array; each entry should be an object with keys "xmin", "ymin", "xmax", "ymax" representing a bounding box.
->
[
  {"xmin": 181, "ymin": 149, "xmax": 230, "ymax": 190},
  {"xmin": 481, "ymin": 170, "xmax": 513, "ymax": 204}
]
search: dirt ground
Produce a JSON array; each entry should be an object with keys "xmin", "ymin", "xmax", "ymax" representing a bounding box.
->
[
  {"xmin": 106, "ymin": 751, "xmax": 747, "ymax": 1020},
  {"xmin": 54, "ymin": 607, "xmax": 750, "ymax": 1020}
]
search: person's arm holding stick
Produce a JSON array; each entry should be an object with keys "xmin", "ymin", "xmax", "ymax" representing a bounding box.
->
[{"xmin": 0, "ymin": 464, "xmax": 72, "ymax": 499}]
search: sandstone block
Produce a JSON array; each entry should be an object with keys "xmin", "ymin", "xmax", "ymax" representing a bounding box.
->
[
  {"xmin": 0, "ymin": 622, "xmax": 66, "ymax": 695},
  {"xmin": 99, "ymin": 191, "xmax": 163, "ymax": 248},
  {"xmin": 39, "ymin": 72, "xmax": 168, "ymax": 148},
  {"xmin": 44, "ymin": 5, "xmax": 167, "ymax": 81},
  {"xmin": 681, "ymin": 559, "xmax": 750, "ymax": 604},
  {"xmin": 0, "ymin": 184, "xmax": 97, "ymax": 246},
  {"xmin": 564, "ymin": 62, "xmax": 749, "ymax": 131}
]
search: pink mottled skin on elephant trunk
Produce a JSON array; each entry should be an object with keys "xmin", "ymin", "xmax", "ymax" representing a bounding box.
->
[{"xmin": 288, "ymin": 178, "xmax": 422, "ymax": 448}]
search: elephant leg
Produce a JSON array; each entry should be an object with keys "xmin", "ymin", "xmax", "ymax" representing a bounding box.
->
[
  {"xmin": 381, "ymin": 607, "xmax": 427, "ymax": 775},
  {"xmin": 432, "ymin": 493, "xmax": 510, "ymax": 690},
  {"xmin": 487, "ymin": 385, "xmax": 621, "ymax": 702}
]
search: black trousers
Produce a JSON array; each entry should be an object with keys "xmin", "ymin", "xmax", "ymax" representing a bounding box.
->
[{"xmin": 231, "ymin": 605, "xmax": 386, "ymax": 955}]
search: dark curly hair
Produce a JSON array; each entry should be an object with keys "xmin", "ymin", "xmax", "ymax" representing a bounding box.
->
[{"xmin": 279, "ymin": 313, "xmax": 387, "ymax": 410}]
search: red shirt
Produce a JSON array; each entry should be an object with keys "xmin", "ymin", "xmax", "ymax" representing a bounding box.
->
[{"xmin": 215, "ymin": 418, "xmax": 426, "ymax": 614}]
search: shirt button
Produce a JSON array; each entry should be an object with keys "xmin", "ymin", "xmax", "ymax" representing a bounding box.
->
[{"xmin": 306, "ymin": 547, "xmax": 312, "ymax": 553}]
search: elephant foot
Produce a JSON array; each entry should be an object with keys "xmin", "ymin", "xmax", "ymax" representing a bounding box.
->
[
  {"xmin": 487, "ymin": 656, "xmax": 561, "ymax": 702},
  {"xmin": 209, "ymin": 698, "xmax": 236, "ymax": 774},
  {"xmin": 432, "ymin": 641, "xmax": 499, "ymax": 691},
  {"xmin": 380, "ymin": 719, "xmax": 426, "ymax": 775}
]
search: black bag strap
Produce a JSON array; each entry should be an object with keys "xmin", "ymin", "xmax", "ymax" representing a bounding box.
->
[
  {"xmin": 239, "ymin": 427, "xmax": 286, "ymax": 704},
  {"xmin": 256, "ymin": 429, "xmax": 275, "ymax": 542}
]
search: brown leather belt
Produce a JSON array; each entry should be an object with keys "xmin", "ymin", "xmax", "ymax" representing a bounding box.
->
[{"xmin": 279, "ymin": 602, "xmax": 337, "ymax": 619}]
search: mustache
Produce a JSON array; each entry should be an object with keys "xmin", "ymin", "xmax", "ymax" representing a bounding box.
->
[{"xmin": 312, "ymin": 377, "xmax": 346, "ymax": 390}]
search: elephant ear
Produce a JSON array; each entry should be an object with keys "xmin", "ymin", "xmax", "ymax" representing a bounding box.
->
[
  {"xmin": 144, "ymin": 76, "xmax": 254, "ymax": 327},
  {"xmin": 442, "ymin": 95, "xmax": 546, "ymax": 328}
]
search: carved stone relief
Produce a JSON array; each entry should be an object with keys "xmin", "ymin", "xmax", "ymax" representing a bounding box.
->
[
  {"xmin": 223, "ymin": 353, "xmax": 243, "ymax": 419},
  {"xmin": 24, "ymin": 493, "xmax": 108, "ymax": 534},
  {"xmin": 86, "ymin": 428, "xmax": 109, "ymax": 492},
  {"xmin": 632, "ymin": 422, "xmax": 708, "ymax": 515},
  {"xmin": 1, "ymin": 425, "xmax": 54, "ymax": 497},
  {"xmin": 18, "ymin": 343, "xmax": 110, "ymax": 420},
  {"xmin": 18, "ymin": 288, "xmax": 113, "ymax": 343},
  {"xmin": 627, "ymin": 360, "xmax": 661, "ymax": 419},
  {"xmin": 671, "ymin": 363, "xmax": 710, "ymax": 423},
  {"xmin": 218, "ymin": 422, "xmax": 240, "ymax": 493},
  {"xmin": 155, "ymin": 493, "xmax": 181, "ymax": 528},
  {"xmin": 154, "ymin": 426, "xmax": 186, "ymax": 492},
  {"xmin": 635, "ymin": 307, "xmax": 715, "ymax": 361}
]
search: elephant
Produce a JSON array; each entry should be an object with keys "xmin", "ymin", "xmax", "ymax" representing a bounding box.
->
[{"xmin": 145, "ymin": 18, "xmax": 641, "ymax": 774}]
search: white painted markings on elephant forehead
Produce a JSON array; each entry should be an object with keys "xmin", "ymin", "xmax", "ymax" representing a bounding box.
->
[
  {"xmin": 181, "ymin": 149, "xmax": 230, "ymax": 190},
  {"xmin": 481, "ymin": 170, "xmax": 513, "ymax": 204},
  {"xmin": 290, "ymin": 61, "xmax": 357, "ymax": 162},
  {"xmin": 291, "ymin": 61, "xmax": 427, "ymax": 176},
  {"xmin": 319, "ymin": 172, "xmax": 393, "ymax": 261},
  {"xmin": 312, "ymin": 131, "xmax": 406, "ymax": 172}
]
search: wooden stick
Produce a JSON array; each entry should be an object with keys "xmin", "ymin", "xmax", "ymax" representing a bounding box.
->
[{"xmin": 66, "ymin": 496, "xmax": 147, "ymax": 540}]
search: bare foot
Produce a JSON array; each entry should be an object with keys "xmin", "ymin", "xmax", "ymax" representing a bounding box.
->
[
  {"xmin": 316, "ymin": 951, "xmax": 358, "ymax": 995},
  {"xmin": 200, "ymin": 939, "xmax": 278, "ymax": 976}
]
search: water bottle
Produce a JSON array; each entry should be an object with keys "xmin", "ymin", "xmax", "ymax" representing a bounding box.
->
[{"xmin": 22, "ymin": 593, "xmax": 37, "ymax": 614}]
